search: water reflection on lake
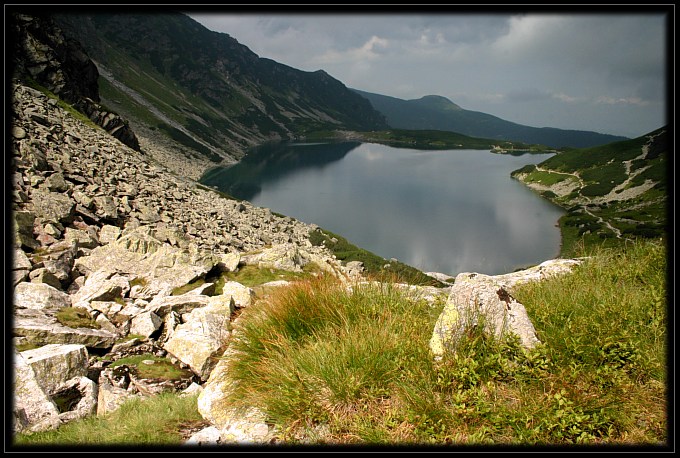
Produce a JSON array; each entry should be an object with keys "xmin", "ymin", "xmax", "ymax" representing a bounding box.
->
[{"xmin": 200, "ymin": 142, "xmax": 564, "ymax": 276}]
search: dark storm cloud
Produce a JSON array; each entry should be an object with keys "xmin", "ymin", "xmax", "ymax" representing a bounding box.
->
[{"xmin": 187, "ymin": 11, "xmax": 668, "ymax": 138}]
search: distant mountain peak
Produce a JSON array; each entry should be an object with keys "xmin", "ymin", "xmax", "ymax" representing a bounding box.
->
[
  {"xmin": 413, "ymin": 95, "xmax": 463, "ymax": 111},
  {"xmin": 355, "ymin": 89, "xmax": 630, "ymax": 148}
]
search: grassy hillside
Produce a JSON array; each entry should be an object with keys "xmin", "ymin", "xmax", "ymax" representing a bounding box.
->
[
  {"xmin": 223, "ymin": 238, "xmax": 666, "ymax": 446},
  {"xmin": 511, "ymin": 127, "xmax": 668, "ymax": 256},
  {"xmin": 354, "ymin": 89, "xmax": 629, "ymax": 149}
]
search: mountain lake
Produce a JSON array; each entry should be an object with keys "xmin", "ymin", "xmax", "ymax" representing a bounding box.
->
[{"xmin": 200, "ymin": 141, "xmax": 565, "ymax": 276}]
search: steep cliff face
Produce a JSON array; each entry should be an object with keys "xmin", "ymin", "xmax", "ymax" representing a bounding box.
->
[
  {"xmin": 9, "ymin": 12, "xmax": 141, "ymax": 151},
  {"xmin": 9, "ymin": 12, "xmax": 100, "ymax": 104}
]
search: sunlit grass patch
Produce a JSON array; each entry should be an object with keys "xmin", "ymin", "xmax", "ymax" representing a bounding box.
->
[
  {"xmin": 110, "ymin": 354, "xmax": 195, "ymax": 380},
  {"xmin": 221, "ymin": 238, "xmax": 667, "ymax": 445},
  {"xmin": 13, "ymin": 393, "xmax": 203, "ymax": 446},
  {"xmin": 55, "ymin": 307, "xmax": 100, "ymax": 329}
]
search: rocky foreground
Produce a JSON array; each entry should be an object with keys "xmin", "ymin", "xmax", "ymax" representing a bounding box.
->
[
  {"xmin": 10, "ymin": 80, "xmax": 342, "ymax": 434},
  {"xmin": 10, "ymin": 81, "xmax": 581, "ymax": 444}
]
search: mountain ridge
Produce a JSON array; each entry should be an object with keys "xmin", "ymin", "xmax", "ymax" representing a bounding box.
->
[
  {"xmin": 48, "ymin": 11, "xmax": 389, "ymax": 177},
  {"xmin": 353, "ymin": 88, "xmax": 630, "ymax": 149}
]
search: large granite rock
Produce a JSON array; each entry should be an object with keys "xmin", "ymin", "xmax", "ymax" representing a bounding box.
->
[
  {"xmin": 129, "ymin": 311, "xmax": 162, "ymax": 338},
  {"xmin": 430, "ymin": 274, "xmax": 541, "ymax": 359},
  {"xmin": 14, "ymin": 308, "xmax": 119, "ymax": 349},
  {"xmin": 13, "ymin": 210, "xmax": 40, "ymax": 251},
  {"xmin": 29, "ymin": 189, "xmax": 75, "ymax": 225},
  {"xmin": 430, "ymin": 259, "xmax": 583, "ymax": 359},
  {"xmin": 197, "ymin": 346, "xmax": 279, "ymax": 444},
  {"xmin": 145, "ymin": 293, "xmax": 211, "ymax": 319},
  {"xmin": 14, "ymin": 282, "xmax": 72, "ymax": 311},
  {"xmin": 96, "ymin": 369, "xmax": 141, "ymax": 416},
  {"xmin": 71, "ymin": 268, "xmax": 130, "ymax": 304},
  {"xmin": 74, "ymin": 226, "xmax": 219, "ymax": 297},
  {"xmin": 20, "ymin": 343, "xmax": 89, "ymax": 394},
  {"xmin": 51, "ymin": 376, "xmax": 99, "ymax": 423},
  {"xmin": 163, "ymin": 294, "xmax": 234, "ymax": 381},
  {"xmin": 13, "ymin": 349, "xmax": 61, "ymax": 434},
  {"xmin": 220, "ymin": 281, "xmax": 255, "ymax": 308},
  {"xmin": 242, "ymin": 243, "xmax": 310, "ymax": 272},
  {"xmin": 34, "ymin": 239, "xmax": 78, "ymax": 285}
]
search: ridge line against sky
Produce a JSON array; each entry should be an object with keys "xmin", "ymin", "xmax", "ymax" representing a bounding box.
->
[{"xmin": 185, "ymin": 8, "xmax": 671, "ymax": 139}]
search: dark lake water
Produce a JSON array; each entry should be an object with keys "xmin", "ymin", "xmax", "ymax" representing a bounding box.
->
[{"xmin": 200, "ymin": 142, "xmax": 565, "ymax": 276}]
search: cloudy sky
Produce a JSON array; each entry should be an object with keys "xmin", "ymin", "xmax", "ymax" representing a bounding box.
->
[{"xmin": 185, "ymin": 9, "xmax": 669, "ymax": 139}]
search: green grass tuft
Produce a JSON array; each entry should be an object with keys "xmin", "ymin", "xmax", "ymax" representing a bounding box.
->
[
  {"xmin": 219, "ymin": 262, "xmax": 323, "ymax": 289},
  {"xmin": 110, "ymin": 354, "xmax": 195, "ymax": 380},
  {"xmin": 55, "ymin": 307, "xmax": 100, "ymax": 329}
]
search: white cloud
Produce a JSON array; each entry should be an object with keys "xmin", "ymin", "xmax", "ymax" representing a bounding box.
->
[
  {"xmin": 317, "ymin": 35, "xmax": 390, "ymax": 64},
  {"xmin": 491, "ymin": 14, "xmax": 566, "ymax": 59},
  {"xmin": 596, "ymin": 96, "xmax": 651, "ymax": 107},
  {"xmin": 552, "ymin": 92, "xmax": 579, "ymax": 103}
]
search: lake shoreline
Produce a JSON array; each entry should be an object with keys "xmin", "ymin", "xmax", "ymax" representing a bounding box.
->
[{"xmin": 200, "ymin": 142, "xmax": 565, "ymax": 277}]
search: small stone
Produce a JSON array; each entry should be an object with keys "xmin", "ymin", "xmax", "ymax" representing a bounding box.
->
[
  {"xmin": 44, "ymin": 223, "xmax": 62, "ymax": 238},
  {"xmin": 12, "ymin": 126, "xmax": 27, "ymax": 139}
]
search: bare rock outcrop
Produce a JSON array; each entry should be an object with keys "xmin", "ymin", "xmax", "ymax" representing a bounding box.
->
[
  {"xmin": 163, "ymin": 294, "xmax": 234, "ymax": 381},
  {"xmin": 13, "ymin": 343, "xmax": 99, "ymax": 433},
  {"xmin": 430, "ymin": 258, "xmax": 583, "ymax": 359},
  {"xmin": 74, "ymin": 226, "xmax": 220, "ymax": 298},
  {"xmin": 14, "ymin": 282, "xmax": 72, "ymax": 312},
  {"xmin": 197, "ymin": 347, "xmax": 280, "ymax": 444},
  {"xmin": 51, "ymin": 376, "xmax": 99, "ymax": 423},
  {"xmin": 14, "ymin": 310, "xmax": 120, "ymax": 349},
  {"xmin": 10, "ymin": 12, "xmax": 141, "ymax": 151}
]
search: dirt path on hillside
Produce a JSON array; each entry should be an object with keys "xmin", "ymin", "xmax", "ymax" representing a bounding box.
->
[{"xmin": 532, "ymin": 132, "xmax": 663, "ymax": 240}]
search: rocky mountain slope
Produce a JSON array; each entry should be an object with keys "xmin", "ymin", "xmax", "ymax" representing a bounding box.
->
[
  {"xmin": 48, "ymin": 11, "xmax": 388, "ymax": 179},
  {"xmin": 7, "ymin": 15, "xmax": 443, "ymax": 437},
  {"xmin": 9, "ymin": 77, "xmax": 351, "ymax": 434},
  {"xmin": 354, "ymin": 89, "xmax": 630, "ymax": 149}
]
